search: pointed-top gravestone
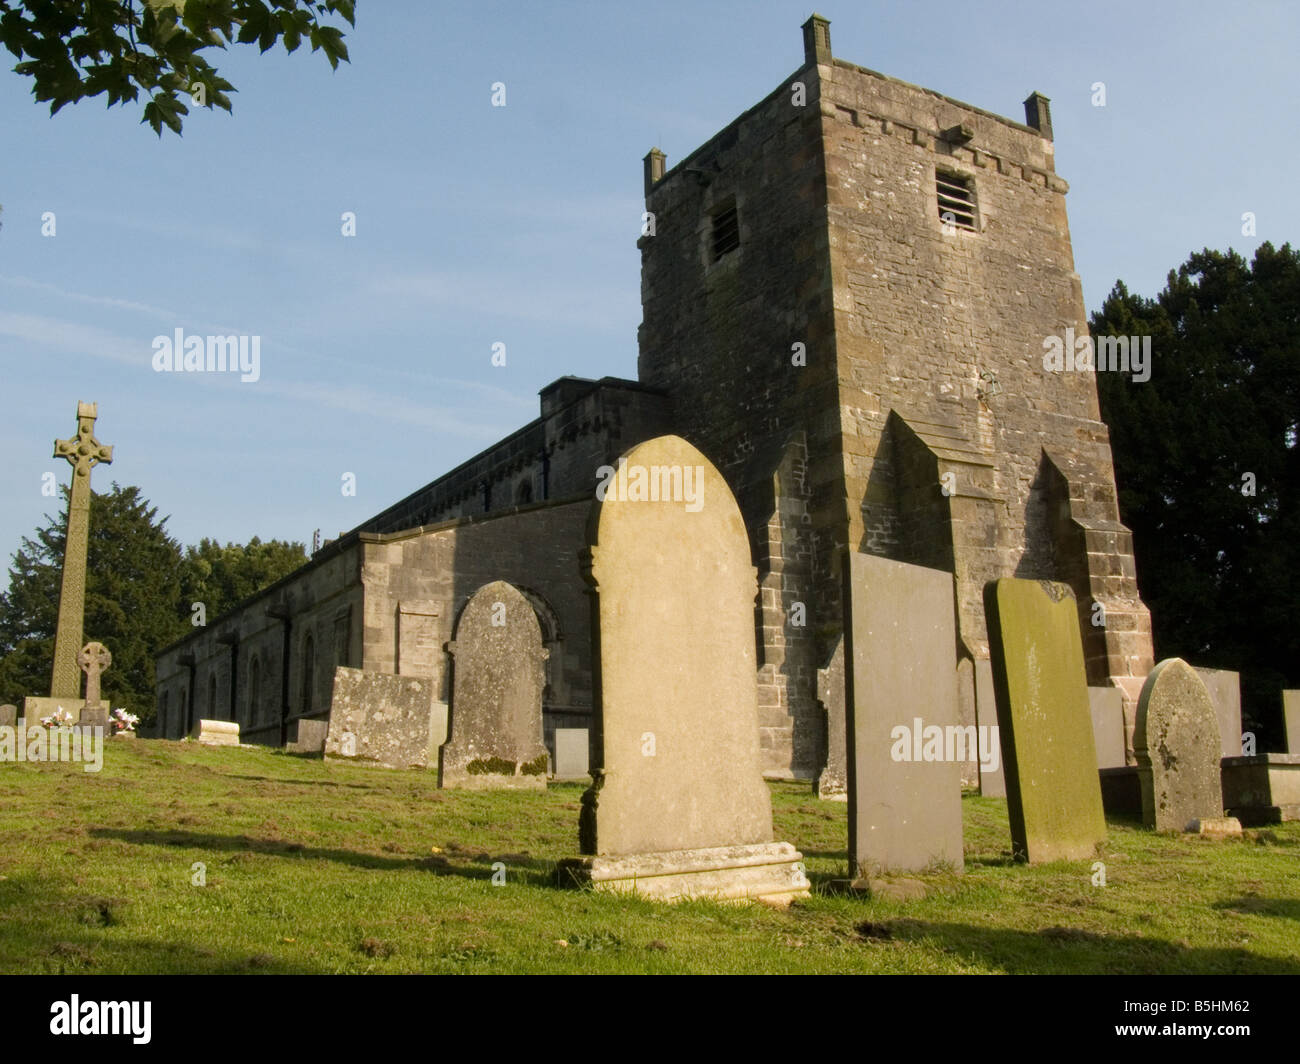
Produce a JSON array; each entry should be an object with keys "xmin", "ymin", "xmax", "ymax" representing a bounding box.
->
[
  {"xmin": 559, "ymin": 435, "xmax": 808, "ymax": 904},
  {"xmin": 984, "ymin": 578, "xmax": 1106, "ymax": 863},
  {"xmin": 1135, "ymin": 658, "xmax": 1227, "ymax": 832},
  {"xmin": 439, "ymin": 581, "xmax": 549, "ymax": 789},
  {"xmin": 51, "ymin": 402, "xmax": 112, "ymax": 704}
]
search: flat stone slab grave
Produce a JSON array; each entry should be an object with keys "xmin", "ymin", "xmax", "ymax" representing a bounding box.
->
[
  {"xmin": 984, "ymin": 578, "xmax": 1106, "ymax": 863},
  {"xmin": 190, "ymin": 719, "xmax": 240, "ymax": 746},
  {"xmin": 843, "ymin": 551, "xmax": 964, "ymax": 879},
  {"xmin": 557, "ymin": 435, "xmax": 808, "ymax": 904}
]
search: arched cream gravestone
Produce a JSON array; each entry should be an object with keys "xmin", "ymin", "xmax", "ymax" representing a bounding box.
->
[
  {"xmin": 558, "ymin": 435, "xmax": 808, "ymax": 904},
  {"xmin": 439, "ymin": 581, "xmax": 549, "ymax": 789},
  {"xmin": 1135, "ymin": 658, "xmax": 1232, "ymax": 832}
]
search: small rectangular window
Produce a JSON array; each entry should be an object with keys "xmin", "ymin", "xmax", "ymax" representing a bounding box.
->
[
  {"xmin": 936, "ymin": 171, "xmax": 976, "ymax": 232},
  {"xmin": 710, "ymin": 203, "xmax": 740, "ymax": 261}
]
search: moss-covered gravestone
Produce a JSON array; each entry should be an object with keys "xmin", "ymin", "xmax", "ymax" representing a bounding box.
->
[
  {"xmin": 984, "ymin": 579, "xmax": 1106, "ymax": 863},
  {"xmin": 559, "ymin": 435, "xmax": 808, "ymax": 903},
  {"xmin": 439, "ymin": 581, "xmax": 549, "ymax": 789},
  {"xmin": 1135, "ymin": 658, "xmax": 1226, "ymax": 831}
]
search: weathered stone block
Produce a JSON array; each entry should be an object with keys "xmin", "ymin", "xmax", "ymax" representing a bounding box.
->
[
  {"xmin": 553, "ymin": 727, "xmax": 589, "ymax": 779},
  {"xmin": 1089, "ymin": 686, "xmax": 1126, "ymax": 770},
  {"xmin": 1194, "ymin": 667, "xmax": 1243, "ymax": 758},
  {"xmin": 190, "ymin": 719, "xmax": 239, "ymax": 746},
  {"xmin": 325, "ymin": 667, "xmax": 437, "ymax": 770}
]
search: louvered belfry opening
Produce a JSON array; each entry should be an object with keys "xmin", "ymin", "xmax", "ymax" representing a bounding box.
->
[
  {"xmin": 936, "ymin": 171, "xmax": 976, "ymax": 231},
  {"xmin": 711, "ymin": 202, "xmax": 740, "ymax": 261}
]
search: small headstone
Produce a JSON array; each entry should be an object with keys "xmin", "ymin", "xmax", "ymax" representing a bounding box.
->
[
  {"xmin": 325, "ymin": 667, "xmax": 438, "ymax": 769},
  {"xmin": 1188, "ymin": 816, "xmax": 1242, "ymax": 838},
  {"xmin": 559, "ymin": 435, "xmax": 808, "ymax": 904},
  {"xmin": 984, "ymin": 579, "xmax": 1106, "ymax": 863},
  {"xmin": 553, "ymin": 728, "xmax": 590, "ymax": 779},
  {"xmin": 286, "ymin": 718, "xmax": 328, "ymax": 754},
  {"xmin": 76, "ymin": 641, "xmax": 112, "ymax": 727},
  {"xmin": 190, "ymin": 719, "xmax": 240, "ymax": 746},
  {"xmin": 844, "ymin": 552, "xmax": 964, "ymax": 878},
  {"xmin": 1089, "ymin": 686, "xmax": 1127, "ymax": 770},
  {"xmin": 1135, "ymin": 658, "xmax": 1226, "ymax": 832},
  {"xmin": 974, "ymin": 658, "xmax": 1005, "ymax": 797},
  {"xmin": 0, "ymin": 705, "xmax": 16, "ymax": 729},
  {"xmin": 1194, "ymin": 667, "xmax": 1243, "ymax": 758},
  {"xmin": 439, "ymin": 581, "xmax": 549, "ymax": 789},
  {"xmin": 815, "ymin": 637, "xmax": 847, "ymax": 800},
  {"xmin": 1283, "ymin": 691, "xmax": 1300, "ymax": 755}
]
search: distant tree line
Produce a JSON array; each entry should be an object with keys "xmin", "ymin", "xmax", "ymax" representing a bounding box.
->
[{"xmin": 0, "ymin": 483, "xmax": 306, "ymax": 722}]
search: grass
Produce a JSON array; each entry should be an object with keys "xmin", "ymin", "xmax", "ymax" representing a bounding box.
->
[{"xmin": 2, "ymin": 739, "xmax": 1298, "ymax": 974}]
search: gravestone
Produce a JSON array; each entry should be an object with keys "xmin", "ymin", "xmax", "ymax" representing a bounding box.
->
[
  {"xmin": 50, "ymin": 403, "xmax": 113, "ymax": 701},
  {"xmin": 1135, "ymin": 658, "xmax": 1228, "ymax": 832},
  {"xmin": 974, "ymin": 658, "xmax": 1005, "ymax": 797},
  {"xmin": 844, "ymin": 552, "xmax": 964, "ymax": 878},
  {"xmin": 76, "ymin": 641, "xmax": 112, "ymax": 729},
  {"xmin": 815, "ymin": 637, "xmax": 847, "ymax": 800},
  {"xmin": 0, "ymin": 705, "xmax": 16, "ymax": 729},
  {"xmin": 286, "ymin": 718, "xmax": 329, "ymax": 754},
  {"xmin": 190, "ymin": 719, "xmax": 239, "ymax": 746},
  {"xmin": 1282, "ymin": 691, "xmax": 1299, "ymax": 755},
  {"xmin": 1089, "ymin": 686, "xmax": 1127, "ymax": 770},
  {"xmin": 325, "ymin": 667, "xmax": 441, "ymax": 769},
  {"xmin": 439, "ymin": 581, "xmax": 549, "ymax": 789},
  {"xmin": 1194, "ymin": 667, "xmax": 1243, "ymax": 758},
  {"xmin": 553, "ymin": 728, "xmax": 590, "ymax": 779},
  {"xmin": 559, "ymin": 435, "xmax": 808, "ymax": 903},
  {"xmin": 984, "ymin": 579, "xmax": 1106, "ymax": 863}
]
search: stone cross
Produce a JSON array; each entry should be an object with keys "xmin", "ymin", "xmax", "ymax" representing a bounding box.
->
[
  {"xmin": 77, "ymin": 641, "xmax": 112, "ymax": 709},
  {"xmin": 50, "ymin": 402, "xmax": 113, "ymax": 700}
]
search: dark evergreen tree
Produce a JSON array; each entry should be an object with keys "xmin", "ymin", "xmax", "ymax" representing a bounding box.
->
[{"xmin": 1092, "ymin": 242, "xmax": 1300, "ymax": 745}]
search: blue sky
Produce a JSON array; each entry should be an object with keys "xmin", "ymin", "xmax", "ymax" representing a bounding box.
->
[{"xmin": 1, "ymin": 0, "xmax": 1296, "ymax": 571}]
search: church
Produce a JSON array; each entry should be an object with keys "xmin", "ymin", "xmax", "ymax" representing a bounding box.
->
[{"xmin": 154, "ymin": 16, "xmax": 1154, "ymax": 783}]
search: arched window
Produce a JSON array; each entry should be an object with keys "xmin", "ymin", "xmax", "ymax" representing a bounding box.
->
[
  {"xmin": 179, "ymin": 689, "xmax": 188, "ymax": 737},
  {"xmin": 249, "ymin": 655, "xmax": 262, "ymax": 724},
  {"xmin": 301, "ymin": 634, "xmax": 315, "ymax": 714},
  {"xmin": 160, "ymin": 691, "xmax": 169, "ymax": 738},
  {"xmin": 207, "ymin": 671, "xmax": 218, "ymax": 719},
  {"xmin": 515, "ymin": 480, "xmax": 533, "ymax": 505}
]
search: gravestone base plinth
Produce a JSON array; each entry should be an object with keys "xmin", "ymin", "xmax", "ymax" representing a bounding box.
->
[
  {"xmin": 442, "ymin": 762, "xmax": 547, "ymax": 791},
  {"xmin": 23, "ymin": 697, "xmax": 86, "ymax": 723},
  {"xmin": 557, "ymin": 842, "xmax": 810, "ymax": 906}
]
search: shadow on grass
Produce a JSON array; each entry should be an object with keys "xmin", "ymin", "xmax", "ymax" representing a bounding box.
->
[
  {"xmin": 91, "ymin": 827, "xmax": 556, "ymax": 883},
  {"xmin": 883, "ymin": 918, "xmax": 1300, "ymax": 974},
  {"xmin": 1212, "ymin": 897, "xmax": 1300, "ymax": 920},
  {"xmin": 225, "ymin": 774, "xmax": 376, "ymax": 790}
]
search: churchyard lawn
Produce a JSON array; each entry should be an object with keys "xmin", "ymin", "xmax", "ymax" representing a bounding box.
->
[{"xmin": 1, "ymin": 740, "xmax": 1297, "ymax": 975}]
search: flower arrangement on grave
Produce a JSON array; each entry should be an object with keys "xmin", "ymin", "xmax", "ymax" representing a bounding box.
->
[
  {"xmin": 111, "ymin": 708, "xmax": 139, "ymax": 734},
  {"xmin": 39, "ymin": 706, "xmax": 76, "ymax": 729}
]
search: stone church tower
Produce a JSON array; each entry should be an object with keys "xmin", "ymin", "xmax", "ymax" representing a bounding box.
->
[{"xmin": 637, "ymin": 16, "xmax": 1154, "ymax": 778}]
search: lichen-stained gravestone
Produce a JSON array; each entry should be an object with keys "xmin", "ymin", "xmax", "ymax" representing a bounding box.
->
[
  {"xmin": 325, "ymin": 667, "xmax": 440, "ymax": 770},
  {"xmin": 844, "ymin": 552, "xmax": 964, "ymax": 878},
  {"xmin": 984, "ymin": 579, "xmax": 1106, "ymax": 863},
  {"xmin": 559, "ymin": 435, "xmax": 808, "ymax": 904},
  {"xmin": 1135, "ymin": 658, "xmax": 1226, "ymax": 831},
  {"xmin": 438, "ymin": 581, "xmax": 550, "ymax": 790}
]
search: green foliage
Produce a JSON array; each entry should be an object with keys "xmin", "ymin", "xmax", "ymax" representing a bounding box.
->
[
  {"xmin": 0, "ymin": 0, "xmax": 354, "ymax": 135},
  {"xmin": 1092, "ymin": 242, "xmax": 1300, "ymax": 741},
  {"xmin": 180, "ymin": 535, "xmax": 306, "ymax": 624},
  {"xmin": 0, "ymin": 484, "xmax": 306, "ymax": 723},
  {"xmin": 0, "ymin": 483, "xmax": 188, "ymax": 717}
]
